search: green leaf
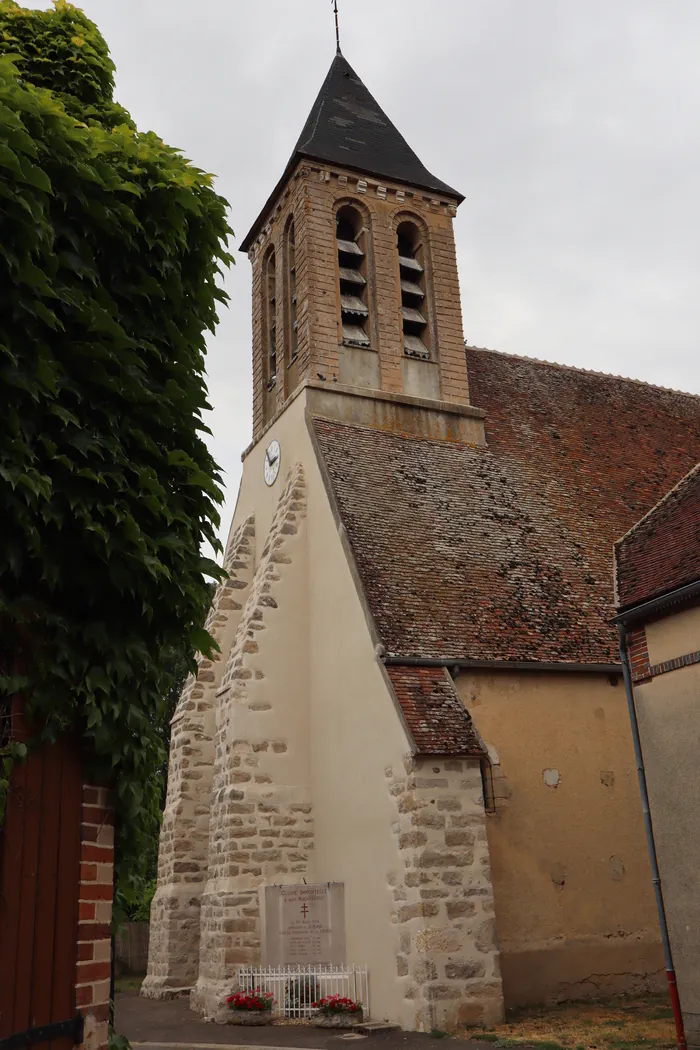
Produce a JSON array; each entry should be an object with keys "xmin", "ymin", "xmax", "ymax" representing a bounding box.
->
[{"xmin": 0, "ymin": 1, "xmax": 231, "ymax": 909}]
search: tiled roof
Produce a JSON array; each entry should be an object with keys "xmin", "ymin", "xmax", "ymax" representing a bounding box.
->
[
  {"xmin": 386, "ymin": 666, "xmax": 485, "ymax": 756},
  {"xmin": 615, "ymin": 463, "xmax": 700, "ymax": 611},
  {"xmin": 313, "ymin": 349, "xmax": 700, "ymax": 664}
]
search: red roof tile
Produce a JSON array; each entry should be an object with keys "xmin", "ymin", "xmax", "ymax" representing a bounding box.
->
[
  {"xmin": 313, "ymin": 349, "xmax": 700, "ymax": 664},
  {"xmin": 615, "ymin": 463, "xmax": 700, "ymax": 610},
  {"xmin": 386, "ymin": 666, "xmax": 485, "ymax": 756}
]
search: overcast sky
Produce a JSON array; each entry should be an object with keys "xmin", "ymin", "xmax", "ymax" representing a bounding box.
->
[{"xmin": 36, "ymin": 0, "xmax": 700, "ymax": 542}]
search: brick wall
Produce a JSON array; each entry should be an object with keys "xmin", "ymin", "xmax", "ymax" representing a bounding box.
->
[
  {"xmin": 627, "ymin": 627, "xmax": 651, "ymax": 684},
  {"xmin": 76, "ymin": 785, "xmax": 114, "ymax": 1050},
  {"xmin": 248, "ymin": 161, "xmax": 470, "ymax": 443}
]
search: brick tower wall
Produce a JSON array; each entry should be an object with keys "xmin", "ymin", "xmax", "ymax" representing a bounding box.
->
[{"xmin": 248, "ymin": 162, "xmax": 470, "ymax": 443}]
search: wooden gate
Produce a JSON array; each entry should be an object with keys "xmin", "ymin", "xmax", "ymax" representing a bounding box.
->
[{"xmin": 0, "ymin": 703, "xmax": 84, "ymax": 1049}]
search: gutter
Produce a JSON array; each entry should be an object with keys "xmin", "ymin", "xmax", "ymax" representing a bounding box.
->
[
  {"xmin": 614, "ymin": 578, "xmax": 700, "ymax": 627},
  {"xmin": 618, "ymin": 626, "xmax": 686, "ymax": 1050},
  {"xmin": 383, "ymin": 655, "xmax": 621, "ymax": 675}
]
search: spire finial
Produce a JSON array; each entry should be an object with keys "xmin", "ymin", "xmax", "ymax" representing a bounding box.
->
[{"xmin": 331, "ymin": 0, "xmax": 341, "ymax": 55}]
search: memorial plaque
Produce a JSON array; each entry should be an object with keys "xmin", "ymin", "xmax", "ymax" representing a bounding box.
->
[{"xmin": 263, "ymin": 883, "xmax": 345, "ymax": 966}]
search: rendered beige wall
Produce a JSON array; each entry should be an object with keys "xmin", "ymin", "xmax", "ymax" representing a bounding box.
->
[
  {"xmin": 457, "ymin": 670, "xmax": 663, "ymax": 1006},
  {"xmin": 239, "ymin": 390, "xmax": 417, "ymax": 1024},
  {"xmin": 306, "ymin": 449, "xmax": 418, "ymax": 1026},
  {"xmin": 645, "ymin": 604, "xmax": 700, "ymax": 666},
  {"xmin": 633, "ymin": 607, "xmax": 700, "ymax": 1048}
]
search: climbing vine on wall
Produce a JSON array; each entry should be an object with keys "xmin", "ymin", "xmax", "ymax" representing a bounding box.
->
[{"xmin": 0, "ymin": 1, "xmax": 232, "ymax": 911}]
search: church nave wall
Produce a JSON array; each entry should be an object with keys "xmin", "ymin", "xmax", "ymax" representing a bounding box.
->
[{"xmin": 458, "ymin": 669, "xmax": 665, "ymax": 1007}]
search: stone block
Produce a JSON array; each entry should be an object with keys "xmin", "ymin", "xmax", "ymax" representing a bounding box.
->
[
  {"xmin": 412, "ymin": 811, "xmax": 446, "ymax": 829},
  {"xmin": 417, "ymin": 849, "xmax": 472, "ymax": 869},
  {"xmin": 425, "ymin": 983, "xmax": 461, "ymax": 1001},
  {"xmin": 444, "ymin": 960, "xmax": 485, "ymax": 980},
  {"xmin": 442, "ymin": 871, "xmax": 463, "ymax": 886},
  {"xmin": 445, "ymin": 830, "xmax": 474, "ymax": 847},
  {"xmin": 475, "ymin": 919, "xmax": 498, "ymax": 953},
  {"xmin": 446, "ymin": 900, "xmax": 476, "ymax": 919},
  {"xmin": 398, "ymin": 902, "xmax": 439, "ymax": 922},
  {"xmin": 413, "ymin": 959, "xmax": 438, "ymax": 983},
  {"xmin": 399, "ymin": 831, "xmax": 428, "ymax": 849}
]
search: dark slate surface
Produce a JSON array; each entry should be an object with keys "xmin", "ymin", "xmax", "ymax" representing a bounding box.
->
[
  {"xmin": 241, "ymin": 53, "xmax": 461, "ymax": 251},
  {"xmin": 294, "ymin": 54, "xmax": 462, "ymax": 200}
]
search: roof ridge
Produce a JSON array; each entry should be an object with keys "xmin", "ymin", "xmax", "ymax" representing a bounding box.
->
[{"xmin": 465, "ymin": 344, "xmax": 700, "ymax": 401}]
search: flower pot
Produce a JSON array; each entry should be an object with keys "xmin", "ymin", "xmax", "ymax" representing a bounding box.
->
[
  {"xmin": 227, "ymin": 1011, "xmax": 272, "ymax": 1026},
  {"xmin": 313, "ymin": 1011, "xmax": 363, "ymax": 1029}
]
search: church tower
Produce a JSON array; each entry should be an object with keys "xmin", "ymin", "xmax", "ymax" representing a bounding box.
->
[
  {"xmin": 240, "ymin": 53, "xmax": 476, "ymax": 437},
  {"xmin": 144, "ymin": 52, "xmax": 499, "ymax": 1033}
]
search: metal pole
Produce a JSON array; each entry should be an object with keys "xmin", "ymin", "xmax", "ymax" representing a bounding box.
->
[{"xmin": 619, "ymin": 628, "xmax": 686, "ymax": 1050}]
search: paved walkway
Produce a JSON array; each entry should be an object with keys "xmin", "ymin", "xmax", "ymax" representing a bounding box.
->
[{"xmin": 115, "ymin": 993, "xmax": 502, "ymax": 1050}]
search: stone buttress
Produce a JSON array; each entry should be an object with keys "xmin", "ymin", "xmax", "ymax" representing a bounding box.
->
[
  {"xmin": 191, "ymin": 465, "xmax": 314, "ymax": 1018},
  {"xmin": 387, "ymin": 757, "xmax": 503, "ymax": 1030},
  {"xmin": 142, "ymin": 516, "xmax": 256, "ymax": 996}
]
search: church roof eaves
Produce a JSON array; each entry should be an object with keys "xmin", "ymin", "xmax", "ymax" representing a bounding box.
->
[
  {"xmin": 240, "ymin": 53, "xmax": 462, "ymax": 253},
  {"xmin": 386, "ymin": 666, "xmax": 485, "ymax": 757}
]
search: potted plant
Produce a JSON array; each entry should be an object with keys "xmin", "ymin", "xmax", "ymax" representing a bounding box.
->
[
  {"xmin": 312, "ymin": 994, "xmax": 364, "ymax": 1028},
  {"xmin": 225, "ymin": 988, "xmax": 275, "ymax": 1025}
]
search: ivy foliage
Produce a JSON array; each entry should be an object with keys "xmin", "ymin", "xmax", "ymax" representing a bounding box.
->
[{"xmin": 0, "ymin": 1, "xmax": 232, "ymax": 911}]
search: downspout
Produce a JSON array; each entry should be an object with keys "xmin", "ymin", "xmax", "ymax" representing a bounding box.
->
[{"xmin": 618, "ymin": 625, "xmax": 686, "ymax": 1050}]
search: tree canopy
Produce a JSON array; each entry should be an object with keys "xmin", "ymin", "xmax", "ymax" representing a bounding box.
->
[{"xmin": 0, "ymin": 0, "xmax": 232, "ymax": 910}]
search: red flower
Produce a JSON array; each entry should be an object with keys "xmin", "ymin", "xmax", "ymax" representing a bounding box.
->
[
  {"xmin": 226, "ymin": 989, "xmax": 275, "ymax": 1012},
  {"xmin": 315, "ymin": 994, "xmax": 362, "ymax": 1015}
]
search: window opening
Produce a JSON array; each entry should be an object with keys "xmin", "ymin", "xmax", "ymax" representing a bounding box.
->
[
  {"xmin": 336, "ymin": 205, "xmax": 371, "ymax": 348},
  {"xmin": 397, "ymin": 222, "xmax": 430, "ymax": 360},
  {"xmin": 286, "ymin": 222, "xmax": 298, "ymax": 364},
  {"xmin": 264, "ymin": 249, "xmax": 277, "ymax": 388}
]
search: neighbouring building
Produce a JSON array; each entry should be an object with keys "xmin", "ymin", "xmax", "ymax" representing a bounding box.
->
[
  {"xmin": 615, "ymin": 464, "xmax": 700, "ymax": 1050},
  {"xmin": 143, "ymin": 50, "xmax": 700, "ymax": 1031}
]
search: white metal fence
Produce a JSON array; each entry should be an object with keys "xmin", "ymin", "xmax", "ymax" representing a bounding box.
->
[{"xmin": 236, "ymin": 964, "xmax": 369, "ymax": 1019}]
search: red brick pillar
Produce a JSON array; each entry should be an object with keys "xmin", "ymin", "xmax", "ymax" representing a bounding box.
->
[{"xmin": 76, "ymin": 785, "xmax": 114, "ymax": 1050}]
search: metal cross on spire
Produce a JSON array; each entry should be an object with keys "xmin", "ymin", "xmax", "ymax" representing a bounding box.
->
[{"xmin": 331, "ymin": 0, "xmax": 341, "ymax": 55}]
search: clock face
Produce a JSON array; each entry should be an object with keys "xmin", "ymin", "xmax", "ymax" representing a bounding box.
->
[{"xmin": 263, "ymin": 439, "xmax": 281, "ymax": 486}]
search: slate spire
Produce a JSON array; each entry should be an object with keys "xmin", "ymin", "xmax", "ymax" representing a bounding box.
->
[
  {"xmin": 293, "ymin": 54, "xmax": 462, "ymax": 201},
  {"xmin": 241, "ymin": 53, "xmax": 462, "ymax": 251}
]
